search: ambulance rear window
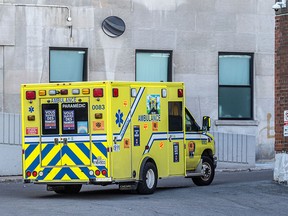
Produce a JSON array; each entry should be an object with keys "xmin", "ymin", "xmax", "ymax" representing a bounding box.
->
[
  {"xmin": 42, "ymin": 104, "xmax": 59, "ymax": 135},
  {"xmin": 62, "ymin": 102, "xmax": 89, "ymax": 134}
]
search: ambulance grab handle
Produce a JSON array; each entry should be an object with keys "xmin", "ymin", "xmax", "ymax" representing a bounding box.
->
[
  {"xmin": 54, "ymin": 138, "xmax": 59, "ymax": 145},
  {"xmin": 63, "ymin": 138, "xmax": 68, "ymax": 145},
  {"xmin": 113, "ymin": 137, "xmax": 117, "ymax": 144}
]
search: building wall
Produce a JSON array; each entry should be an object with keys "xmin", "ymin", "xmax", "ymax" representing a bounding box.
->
[
  {"xmin": 0, "ymin": 0, "xmax": 275, "ymax": 172},
  {"xmin": 275, "ymin": 7, "xmax": 288, "ymax": 152},
  {"xmin": 274, "ymin": 3, "xmax": 288, "ymax": 183}
]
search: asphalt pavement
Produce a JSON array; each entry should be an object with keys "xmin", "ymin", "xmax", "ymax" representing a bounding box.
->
[
  {"xmin": 0, "ymin": 161, "xmax": 275, "ymax": 183},
  {"xmin": 1, "ymin": 169, "xmax": 285, "ymax": 216}
]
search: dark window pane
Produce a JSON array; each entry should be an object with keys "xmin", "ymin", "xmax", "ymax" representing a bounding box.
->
[
  {"xmin": 219, "ymin": 87, "xmax": 251, "ymax": 119},
  {"xmin": 168, "ymin": 102, "xmax": 183, "ymax": 131}
]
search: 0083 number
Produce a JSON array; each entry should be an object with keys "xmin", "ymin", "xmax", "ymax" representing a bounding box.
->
[{"xmin": 92, "ymin": 105, "xmax": 105, "ymax": 110}]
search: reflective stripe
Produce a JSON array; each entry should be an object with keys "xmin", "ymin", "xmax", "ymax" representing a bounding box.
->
[
  {"xmin": 117, "ymin": 87, "xmax": 145, "ymax": 141},
  {"xmin": 24, "ymin": 137, "xmax": 40, "ymax": 143},
  {"xmin": 25, "ymin": 135, "xmax": 91, "ymax": 143},
  {"xmin": 143, "ymin": 133, "xmax": 169, "ymax": 155},
  {"xmin": 91, "ymin": 134, "xmax": 107, "ymax": 142},
  {"xmin": 186, "ymin": 132, "xmax": 210, "ymax": 140}
]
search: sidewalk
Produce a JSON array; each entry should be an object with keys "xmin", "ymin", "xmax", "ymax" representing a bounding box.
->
[
  {"xmin": 0, "ymin": 162, "xmax": 274, "ymax": 183},
  {"xmin": 0, "ymin": 175, "xmax": 22, "ymax": 183},
  {"xmin": 216, "ymin": 161, "xmax": 274, "ymax": 172}
]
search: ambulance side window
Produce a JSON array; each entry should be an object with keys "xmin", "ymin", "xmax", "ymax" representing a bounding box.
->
[
  {"xmin": 185, "ymin": 108, "xmax": 200, "ymax": 132},
  {"xmin": 168, "ymin": 102, "xmax": 183, "ymax": 131}
]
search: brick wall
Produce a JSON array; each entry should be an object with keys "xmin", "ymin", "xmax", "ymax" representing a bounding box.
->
[{"xmin": 275, "ymin": 8, "xmax": 288, "ymax": 152}]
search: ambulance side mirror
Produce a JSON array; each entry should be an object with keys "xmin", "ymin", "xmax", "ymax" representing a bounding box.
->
[{"xmin": 202, "ymin": 116, "xmax": 211, "ymax": 132}]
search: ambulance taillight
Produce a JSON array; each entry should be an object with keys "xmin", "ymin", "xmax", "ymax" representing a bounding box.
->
[
  {"xmin": 93, "ymin": 88, "xmax": 103, "ymax": 97},
  {"xmin": 26, "ymin": 91, "xmax": 36, "ymax": 100},
  {"xmin": 95, "ymin": 170, "xmax": 101, "ymax": 176},
  {"xmin": 32, "ymin": 171, "xmax": 38, "ymax": 177},
  {"xmin": 26, "ymin": 171, "xmax": 31, "ymax": 177},
  {"xmin": 102, "ymin": 170, "xmax": 107, "ymax": 176},
  {"xmin": 112, "ymin": 88, "xmax": 118, "ymax": 97}
]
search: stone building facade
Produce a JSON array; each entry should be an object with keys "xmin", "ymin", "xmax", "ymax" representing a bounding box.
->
[{"xmin": 0, "ymin": 0, "xmax": 275, "ymax": 174}]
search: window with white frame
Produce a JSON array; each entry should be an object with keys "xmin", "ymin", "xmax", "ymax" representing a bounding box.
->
[
  {"xmin": 136, "ymin": 50, "xmax": 172, "ymax": 82},
  {"xmin": 49, "ymin": 47, "xmax": 88, "ymax": 82},
  {"xmin": 218, "ymin": 53, "xmax": 253, "ymax": 120}
]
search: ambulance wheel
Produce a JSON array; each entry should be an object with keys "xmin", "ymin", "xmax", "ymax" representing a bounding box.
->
[
  {"xmin": 54, "ymin": 184, "xmax": 82, "ymax": 194},
  {"xmin": 192, "ymin": 156, "xmax": 215, "ymax": 186},
  {"xmin": 137, "ymin": 162, "xmax": 158, "ymax": 194}
]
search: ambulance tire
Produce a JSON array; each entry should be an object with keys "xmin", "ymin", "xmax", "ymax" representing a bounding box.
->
[
  {"xmin": 137, "ymin": 162, "xmax": 158, "ymax": 194},
  {"xmin": 54, "ymin": 184, "xmax": 82, "ymax": 194},
  {"xmin": 192, "ymin": 156, "xmax": 215, "ymax": 186}
]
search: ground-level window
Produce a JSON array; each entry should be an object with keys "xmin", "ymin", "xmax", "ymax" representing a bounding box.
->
[
  {"xmin": 136, "ymin": 50, "xmax": 172, "ymax": 82},
  {"xmin": 218, "ymin": 52, "xmax": 253, "ymax": 120},
  {"xmin": 49, "ymin": 47, "xmax": 88, "ymax": 82}
]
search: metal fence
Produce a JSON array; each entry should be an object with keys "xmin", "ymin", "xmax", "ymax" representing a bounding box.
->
[
  {"xmin": 212, "ymin": 131, "xmax": 256, "ymax": 164},
  {"xmin": 0, "ymin": 113, "xmax": 255, "ymax": 164},
  {"xmin": 0, "ymin": 112, "xmax": 21, "ymax": 145}
]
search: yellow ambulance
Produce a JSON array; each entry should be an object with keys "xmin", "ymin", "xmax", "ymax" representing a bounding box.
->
[{"xmin": 21, "ymin": 81, "xmax": 217, "ymax": 194}]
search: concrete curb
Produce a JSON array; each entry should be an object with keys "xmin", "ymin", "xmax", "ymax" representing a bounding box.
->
[
  {"xmin": 0, "ymin": 175, "xmax": 22, "ymax": 183},
  {"xmin": 216, "ymin": 162, "xmax": 274, "ymax": 173},
  {"xmin": 216, "ymin": 167, "xmax": 273, "ymax": 173},
  {"xmin": 0, "ymin": 164, "xmax": 274, "ymax": 183}
]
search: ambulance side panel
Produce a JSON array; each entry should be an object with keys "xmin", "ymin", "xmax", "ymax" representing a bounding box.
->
[
  {"xmin": 110, "ymin": 83, "xmax": 132, "ymax": 180},
  {"xmin": 130, "ymin": 84, "xmax": 169, "ymax": 179},
  {"xmin": 21, "ymin": 85, "xmax": 42, "ymax": 181},
  {"xmin": 166, "ymin": 84, "xmax": 185, "ymax": 176}
]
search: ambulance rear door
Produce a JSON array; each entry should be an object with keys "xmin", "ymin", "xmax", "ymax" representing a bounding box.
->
[{"xmin": 40, "ymin": 97, "xmax": 91, "ymax": 168}]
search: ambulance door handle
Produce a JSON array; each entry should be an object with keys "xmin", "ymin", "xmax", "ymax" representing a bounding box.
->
[
  {"xmin": 63, "ymin": 138, "xmax": 68, "ymax": 145},
  {"xmin": 54, "ymin": 138, "xmax": 59, "ymax": 145},
  {"xmin": 169, "ymin": 135, "xmax": 172, "ymax": 142},
  {"xmin": 113, "ymin": 136, "xmax": 117, "ymax": 144}
]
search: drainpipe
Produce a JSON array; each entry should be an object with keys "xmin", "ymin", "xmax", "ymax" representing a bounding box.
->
[
  {"xmin": 1, "ymin": 46, "xmax": 3, "ymax": 113},
  {"xmin": 14, "ymin": 4, "xmax": 72, "ymax": 22},
  {"xmin": 0, "ymin": 3, "xmax": 72, "ymax": 26},
  {"xmin": 13, "ymin": 4, "xmax": 73, "ymax": 38}
]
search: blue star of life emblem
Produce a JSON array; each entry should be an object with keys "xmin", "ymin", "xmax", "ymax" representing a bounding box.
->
[
  {"xmin": 115, "ymin": 109, "xmax": 124, "ymax": 127},
  {"xmin": 29, "ymin": 106, "xmax": 34, "ymax": 113}
]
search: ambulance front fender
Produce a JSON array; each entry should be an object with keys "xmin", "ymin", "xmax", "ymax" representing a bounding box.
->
[{"xmin": 138, "ymin": 157, "xmax": 157, "ymax": 181}]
